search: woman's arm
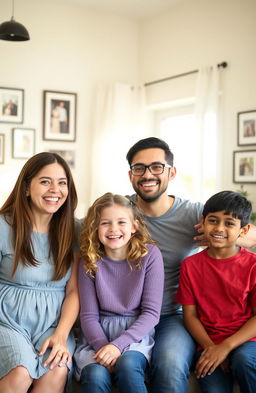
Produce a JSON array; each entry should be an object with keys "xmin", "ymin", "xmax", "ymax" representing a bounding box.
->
[{"xmin": 40, "ymin": 252, "xmax": 80, "ymax": 368}]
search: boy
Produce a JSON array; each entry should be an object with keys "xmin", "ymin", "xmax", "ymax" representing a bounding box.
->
[{"xmin": 175, "ymin": 190, "xmax": 256, "ymax": 393}]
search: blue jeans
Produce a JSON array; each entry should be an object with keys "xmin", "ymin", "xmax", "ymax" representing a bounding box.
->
[
  {"xmin": 80, "ymin": 350, "xmax": 148, "ymax": 393},
  {"xmin": 194, "ymin": 341, "xmax": 256, "ymax": 393},
  {"xmin": 150, "ymin": 313, "xmax": 196, "ymax": 393}
]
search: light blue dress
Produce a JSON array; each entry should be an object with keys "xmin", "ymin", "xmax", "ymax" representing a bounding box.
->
[{"xmin": 0, "ymin": 215, "xmax": 76, "ymax": 390}]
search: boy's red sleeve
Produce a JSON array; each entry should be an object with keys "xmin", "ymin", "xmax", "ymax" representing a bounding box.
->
[{"xmin": 174, "ymin": 259, "xmax": 196, "ymax": 305}]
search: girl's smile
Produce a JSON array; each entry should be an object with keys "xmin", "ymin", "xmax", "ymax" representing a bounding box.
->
[{"xmin": 98, "ymin": 204, "xmax": 137, "ymax": 260}]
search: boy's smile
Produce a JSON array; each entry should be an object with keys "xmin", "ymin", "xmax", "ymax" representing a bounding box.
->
[{"xmin": 203, "ymin": 210, "xmax": 249, "ymax": 258}]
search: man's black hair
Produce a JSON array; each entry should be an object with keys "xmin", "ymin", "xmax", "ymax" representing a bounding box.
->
[
  {"xmin": 126, "ymin": 137, "xmax": 174, "ymax": 166},
  {"xmin": 203, "ymin": 191, "xmax": 252, "ymax": 227}
]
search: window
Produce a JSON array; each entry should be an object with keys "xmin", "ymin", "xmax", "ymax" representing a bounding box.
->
[{"xmin": 153, "ymin": 103, "xmax": 217, "ymax": 202}]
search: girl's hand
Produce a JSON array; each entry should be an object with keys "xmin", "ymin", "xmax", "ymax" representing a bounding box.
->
[
  {"xmin": 93, "ymin": 344, "xmax": 121, "ymax": 368},
  {"xmin": 39, "ymin": 334, "xmax": 71, "ymax": 369},
  {"xmin": 195, "ymin": 343, "xmax": 230, "ymax": 378}
]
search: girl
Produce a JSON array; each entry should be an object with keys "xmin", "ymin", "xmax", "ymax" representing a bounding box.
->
[
  {"xmin": 0, "ymin": 152, "xmax": 80, "ymax": 393},
  {"xmin": 74, "ymin": 193, "xmax": 164, "ymax": 393}
]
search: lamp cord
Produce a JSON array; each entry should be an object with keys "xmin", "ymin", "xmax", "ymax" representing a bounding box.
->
[{"xmin": 11, "ymin": 0, "xmax": 14, "ymax": 20}]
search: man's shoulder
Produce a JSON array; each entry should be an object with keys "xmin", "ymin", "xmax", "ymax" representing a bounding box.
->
[
  {"xmin": 170, "ymin": 196, "xmax": 203, "ymax": 222},
  {"xmin": 173, "ymin": 195, "xmax": 203, "ymax": 210},
  {"xmin": 127, "ymin": 194, "xmax": 203, "ymax": 210}
]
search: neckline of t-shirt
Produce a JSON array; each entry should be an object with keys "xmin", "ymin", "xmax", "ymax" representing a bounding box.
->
[
  {"xmin": 203, "ymin": 247, "xmax": 245, "ymax": 262},
  {"xmin": 144, "ymin": 195, "xmax": 178, "ymax": 221}
]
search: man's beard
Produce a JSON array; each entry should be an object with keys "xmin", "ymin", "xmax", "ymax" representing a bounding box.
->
[{"xmin": 133, "ymin": 180, "xmax": 168, "ymax": 203}]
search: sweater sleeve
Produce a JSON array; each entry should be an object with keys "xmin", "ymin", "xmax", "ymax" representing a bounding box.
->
[
  {"xmin": 78, "ymin": 261, "xmax": 109, "ymax": 351},
  {"xmin": 110, "ymin": 245, "xmax": 164, "ymax": 352}
]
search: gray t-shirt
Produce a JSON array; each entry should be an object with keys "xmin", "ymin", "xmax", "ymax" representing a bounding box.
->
[{"xmin": 130, "ymin": 195, "xmax": 203, "ymax": 315}]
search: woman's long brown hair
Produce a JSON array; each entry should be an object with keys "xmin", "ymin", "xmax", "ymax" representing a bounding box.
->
[{"xmin": 0, "ymin": 152, "xmax": 78, "ymax": 280}]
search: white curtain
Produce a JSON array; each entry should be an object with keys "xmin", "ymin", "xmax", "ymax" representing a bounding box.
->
[
  {"xmin": 88, "ymin": 83, "xmax": 147, "ymax": 205},
  {"xmin": 194, "ymin": 65, "xmax": 221, "ymax": 201}
]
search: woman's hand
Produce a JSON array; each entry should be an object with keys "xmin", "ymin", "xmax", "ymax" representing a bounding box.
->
[
  {"xmin": 93, "ymin": 344, "xmax": 121, "ymax": 368},
  {"xmin": 39, "ymin": 333, "xmax": 71, "ymax": 369}
]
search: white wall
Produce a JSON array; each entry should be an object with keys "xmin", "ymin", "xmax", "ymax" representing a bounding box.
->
[
  {"xmin": 140, "ymin": 0, "xmax": 256, "ymax": 207},
  {"xmin": 1, "ymin": 0, "xmax": 255, "ymax": 215},
  {"xmin": 0, "ymin": 0, "xmax": 139, "ymax": 216}
]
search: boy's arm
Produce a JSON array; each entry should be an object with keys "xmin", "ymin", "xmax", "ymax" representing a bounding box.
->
[
  {"xmin": 183, "ymin": 305, "xmax": 231, "ymax": 378},
  {"xmin": 183, "ymin": 305, "xmax": 213, "ymax": 349},
  {"xmin": 191, "ymin": 306, "xmax": 256, "ymax": 378},
  {"xmin": 220, "ymin": 307, "xmax": 256, "ymax": 351}
]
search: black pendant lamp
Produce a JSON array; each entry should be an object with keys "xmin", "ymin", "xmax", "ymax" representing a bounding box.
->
[{"xmin": 0, "ymin": 0, "xmax": 30, "ymax": 41}]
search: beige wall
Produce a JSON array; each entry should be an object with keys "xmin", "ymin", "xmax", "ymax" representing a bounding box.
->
[
  {"xmin": 0, "ymin": 0, "xmax": 139, "ymax": 215},
  {"xmin": 140, "ymin": 0, "xmax": 256, "ymax": 207},
  {"xmin": 0, "ymin": 0, "xmax": 255, "ymax": 213}
]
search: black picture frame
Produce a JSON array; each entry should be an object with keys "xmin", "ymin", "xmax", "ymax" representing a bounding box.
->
[
  {"xmin": 12, "ymin": 128, "xmax": 35, "ymax": 159},
  {"xmin": 233, "ymin": 150, "xmax": 256, "ymax": 184},
  {"xmin": 0, "ymin": 134, "xmax": 5, "ymax": 164},
  {"xmin": 237, "ymin": 110, "xmax": 256, "ymax": 146},
  {"xmin": 0, "ymin": 87, "xmax": 24, "ymax": 124},
  {"xmin": 43, "ymin": 90, "xmax": 77, "ymax": 142}
]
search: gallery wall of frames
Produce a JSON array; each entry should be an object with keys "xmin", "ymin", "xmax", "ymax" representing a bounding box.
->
[
  {"xmin": 233, "ymin": 110, "xmax": 256, "ymax": 184},
  {"xmin": 1, "ymin": 86, "xmax": 256, "ymax": 186},
  {"xmin": 0, "ymin": 86, "xmax": 77, "ymax": 168}
]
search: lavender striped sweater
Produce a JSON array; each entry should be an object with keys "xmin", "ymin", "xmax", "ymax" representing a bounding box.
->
[{"xmin": 78, "ymin": 244, "xmax": 164, "ymax": 352}]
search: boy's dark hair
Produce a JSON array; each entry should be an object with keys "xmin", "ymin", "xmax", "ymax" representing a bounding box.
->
[
  {"xmin": 126, "ymin": 137, "xmax": 174, "ymax": 166},
  {"xmin": 203, "ymin": 191, "xmax": 252, "ymax": 227}
]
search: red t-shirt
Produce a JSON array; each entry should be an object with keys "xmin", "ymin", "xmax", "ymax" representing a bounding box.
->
[{"xmin": 175, "ymin": 248, "xmax": 256, "ymax": 344}]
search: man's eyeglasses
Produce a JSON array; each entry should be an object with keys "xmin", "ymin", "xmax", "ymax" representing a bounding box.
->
[{"xmin": 130, "ymin": 163, "xmax": 172, "ymax": 176}]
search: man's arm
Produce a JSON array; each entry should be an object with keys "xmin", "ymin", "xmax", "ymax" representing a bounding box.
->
[{"xmin": 237, "ymin": 223, "xmax": 256, "ymax": 249}]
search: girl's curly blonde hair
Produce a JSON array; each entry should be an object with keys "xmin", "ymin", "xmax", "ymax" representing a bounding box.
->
[{"xmin": 80, "ymin": 192, "xmax": 155, "ymax": 275}]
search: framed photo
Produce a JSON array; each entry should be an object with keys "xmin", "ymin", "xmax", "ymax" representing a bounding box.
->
[
  {"xmin": 0, "ymin": 134, "xmax": 5, "ymax": 164},
  {"xmin": 48, "ymin": 149, "xmax": 75, "ymax": 168},
  {"xmin": 237, "ymin": 110, "xmax": 256, "ymax": 146},
  {"xmin": 43, "ymin": 90, "xmax": 77, "ymax": 142},
  {"xmin": 12, "ymin": 128, "xmax": 35, "ymax": 159},
  {"xmin": 0, "ymin": 87, "xmax": 24, "ymax": 123},
  {"xmin": 233, "ymin": 150, "xmax": 256, "ymax": 183}
]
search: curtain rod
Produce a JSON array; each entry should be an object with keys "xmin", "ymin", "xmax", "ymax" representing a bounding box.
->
[{"xmin": 144, "ymin": 61, "xmax": 228, "ymax": 87}]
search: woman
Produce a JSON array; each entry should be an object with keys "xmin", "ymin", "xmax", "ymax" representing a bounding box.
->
[{"xmin": 0, "ymin": 152, "xmax": 80, "ymax": 393}]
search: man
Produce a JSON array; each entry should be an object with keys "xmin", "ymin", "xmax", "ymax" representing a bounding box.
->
[
  {"xmin": 58, "ymin": 101, "xmax": 68, "ymax": 133},
  {"xmin": 126, "ymin": 137, "xmax": 256, "ymax": 393}
]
